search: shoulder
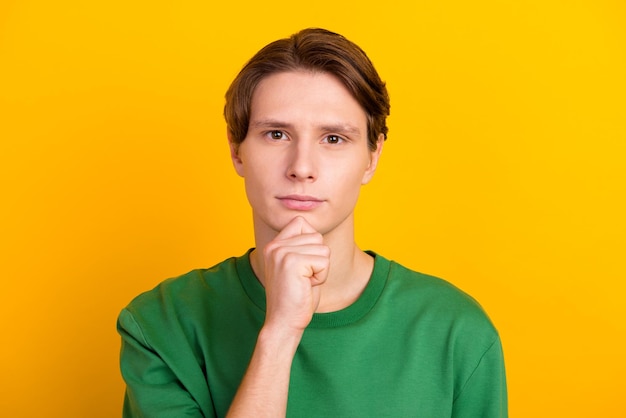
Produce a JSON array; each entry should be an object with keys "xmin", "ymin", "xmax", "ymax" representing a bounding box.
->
[
  {"xmin": 377, "ymin": 255, "xmax": 499, "ymax": 340},
  {"xmin": 389, "ymin": 261, "xmax": 481, "ymax": 306},
  {"xmin": 122, "ymin": 255, "xmax": 242, "ymax": 323}
]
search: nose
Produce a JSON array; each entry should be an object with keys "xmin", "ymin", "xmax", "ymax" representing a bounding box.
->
[{"xmin": 286, "ymin": 141, "xmax": 317, "ymax": 181}]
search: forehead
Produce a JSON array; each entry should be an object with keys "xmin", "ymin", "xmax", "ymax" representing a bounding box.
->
[{"xmin": 249, "ymin": 71, "xmax": 368, "ymax": 131}]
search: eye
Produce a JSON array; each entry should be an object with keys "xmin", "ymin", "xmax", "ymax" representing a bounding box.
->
[
  {"xmin": 268, "ymin": 130, "xmax": 286, "ymax": 140},
  {"xmin": 324, "ymin": 135, "xmax": 343, "ymax": 144}
]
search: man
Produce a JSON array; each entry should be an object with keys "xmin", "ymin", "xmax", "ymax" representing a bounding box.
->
[{"xmin": 118, "ymin": 28, "xmax": 507, "ymax": 417}]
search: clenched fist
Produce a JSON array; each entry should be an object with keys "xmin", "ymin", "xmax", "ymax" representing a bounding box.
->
[{"xmin": 261, "ymin": 216, "xmax": 330, "ymax": 335}]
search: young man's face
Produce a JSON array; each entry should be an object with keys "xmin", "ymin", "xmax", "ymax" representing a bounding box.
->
[{"xmin": 230, "ymin": 70, "xmax": 383, "ymax": 238}]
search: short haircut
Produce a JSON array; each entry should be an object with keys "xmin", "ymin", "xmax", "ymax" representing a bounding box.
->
[{"xmin": 224, "ymin": 28, "xmax": 390, "ymax": 151}]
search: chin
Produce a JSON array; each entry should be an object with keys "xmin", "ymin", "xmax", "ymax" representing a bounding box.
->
[{"xmin": 260, "ymin": 213, "xmax": 319, "ymax": 234}]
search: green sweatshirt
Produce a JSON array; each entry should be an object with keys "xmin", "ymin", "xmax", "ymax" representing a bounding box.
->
[{"xmin": 118, "ymin": 250, "xmax": 507, "ymax": 417}]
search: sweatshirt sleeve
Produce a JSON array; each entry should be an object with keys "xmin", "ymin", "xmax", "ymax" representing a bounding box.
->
[
  {"xmin": 117, "ymin": 308, "xmax": 209, "ymax": 418},
  {"xmin": 452, "ymin": 336, "xmax": 508, "ymax": 418}
]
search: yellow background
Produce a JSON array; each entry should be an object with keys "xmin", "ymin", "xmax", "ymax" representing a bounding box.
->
[{"xmin": 1, "ymin": 0, "xmax": 624, "ymax": 416}]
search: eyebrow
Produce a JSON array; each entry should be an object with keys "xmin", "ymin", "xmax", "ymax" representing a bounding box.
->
[
  {"xmin": 250, "ymin": 119, "xmax": 294, "ymax": 130},
  {"xmin": 250, "ymin": 119, "xmax": 362, "ymax": 136}
]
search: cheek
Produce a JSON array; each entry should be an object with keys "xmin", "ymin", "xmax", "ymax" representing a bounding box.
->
[
  {"xmin": 242, "ymin": 158, "xmax": 278, "ymax": 194},
  {"xmin": 333, "ymin": 165, "xmax": 369, "ymax": 196},
  {"xmin": 243, "ymin": 177, "xmax": 268, "ymax": 211},
  {"xmin": 340, "ymin": 159, "xmax": 372, "ymax": 184},
  {"xmin": 241, "ymin": 151, "xmax": 275, "ymax": 178}
]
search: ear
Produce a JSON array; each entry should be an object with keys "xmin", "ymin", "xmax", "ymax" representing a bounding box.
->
[
  {"xmin": 228, "ymin": 130, "xmax": 245, "ymax": 177},
  {"xmin": 361, "ymin": 134, "xmax": 385, "ymax": 185}
]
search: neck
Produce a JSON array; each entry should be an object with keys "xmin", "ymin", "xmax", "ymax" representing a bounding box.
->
[{"xmin": 249, "ymin": 214, "xmax": 374, "ymax": 313}]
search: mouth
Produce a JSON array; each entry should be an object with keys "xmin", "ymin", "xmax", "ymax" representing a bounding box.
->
[{"xmin": 277, "ymin": 195, "xmax": 324, "ymax": 211}]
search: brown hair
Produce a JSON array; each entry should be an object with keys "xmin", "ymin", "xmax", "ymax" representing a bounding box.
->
[{"xmin": 224, "ymin": 28, "xmax": 390, "ymax": 151}]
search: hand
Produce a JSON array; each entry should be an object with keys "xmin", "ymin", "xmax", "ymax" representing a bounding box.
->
[
  {"xmin": 227, "ymin": 216, "xmax": 330, "ymax": 418},
  {"xmin": 262, "ymin": 216, "xmax": 330, "ymax": 335}
]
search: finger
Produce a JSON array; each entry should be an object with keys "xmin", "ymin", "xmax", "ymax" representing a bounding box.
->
[
  {"xmin": 270, "ymin": 244, "xmax": 330, "ymax": 263},
  {"xmin": 265, "ymin": 232, "xmax": 325, "ymax": 260},
  {"xmin": 294, "ymin": 216, "xmax": 317, "ymax": 234},
  {"xmin": 307, "ymin": 256, "xmax": 330, "ymax": 286},
  {"xmin": 290, "ymin": 253, "xmax": 330, "ymax": 286},
  {"xmin": 275, "ymin": 232, "xmax": 324, "ymax": 248},
  {"xmin": 276, "ymin": 216, "xmax": 318, "ymax": 240}
]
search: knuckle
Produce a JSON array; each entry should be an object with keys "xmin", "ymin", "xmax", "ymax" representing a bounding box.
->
[
  {"xmin": 282, "ymin": 251, "xmax": 298, "ymax": 267},
  {"xmin": 273, "ymin": 246, "xmax": 289, "ymax": 261},
  {"xmin": 264, "ymin": 241, "xmax": 283, "ymax": 258}
]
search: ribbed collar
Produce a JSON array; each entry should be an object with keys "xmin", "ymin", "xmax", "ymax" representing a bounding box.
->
[{"xmin": 235, "ymin": 249, "xmax": 391, "ymax": 328}]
